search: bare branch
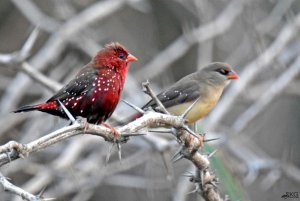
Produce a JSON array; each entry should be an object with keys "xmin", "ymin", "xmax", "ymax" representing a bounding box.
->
[
  {"xmin": 0, "ymin": 171, "xmax": 54, "ymax": 201},
  {"xmin": 21, "ymin": 62, "xmax": 62, "ymax": 92},
  {"xmin": 134, "ymin": 0, "xmax": 244, "ymax": 81},
  {"xmin": 233, "ymin": 54, "xmax": 300, "ymax": 132},
  {"xmin": 0, "ymin": 111, "xmax": 188, "ymax": 166},
  {"xmin": 0, "ymin": 28, "xmax": 39, "ymax": 64},
  {"xmin": 142, "ymin": 81, "xmax": 170, "ymax": 114},
  {"xmin": 0, "ymin": 108, "xmax": 225, "ymax": 200}
]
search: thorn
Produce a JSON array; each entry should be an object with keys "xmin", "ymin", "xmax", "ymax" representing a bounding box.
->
[
  {"xmin": 19, "ymin": 153, "xmax": 26, "ymax": 159},
  {"xmin": 171, "ymin": 146, "xmax": 183, "ymax": 161},
  {"xmin": 182, "ymin": 125, "xmax": 200, "ymax": 138},
  {"xmin": 37, "ymin": 186, "xmax": 47, "ymax": 198},
  {"xmin": 58, "ymin": 100, "xmax": 76, "ymax": 124},
  {"xmin": 208, "ymin": 150, "xmax": 218, "ymax": 158},
  {"xmin": 161, "ymin": 151, "xmax": 173, "ymax": 180},
  {"xmin": 172, "ymin": 154, "xmax": 184, "ymax": 163},
  {"xmin": 186, "ymin": 185, "xmax": 200, "ymax": 194},
  {"xmin": 142, "ymin": 80, "xmax": 150, "ymax": 94},
  {"xmin": 105, "ymin": 143, "xmax": 114, "ymax": 165},
  {"xmin": 185, "ymin": 170, "xmax": 194, "ymax": 175},
  {"xmin": 199, "ymin": 170, "xmax": 204, "ymax": 188},
  {"xmin": 42, "ymin": 198, "xmax": 56, "ymax": 201},
  {"xmin": 182, "ymin": 173, "xmax": 194, "ymax": 178},
  {"xmin": 117, "ymin": 143, "xmax": 122, "ymax": 162},
  {"xmin": 121, "ymin": 99, "xmax": 145, "ymax": 114},
  {"xmin": 122, "ymin": 133, "xmax": 147, "ymax": 137},
  {"xmin": 4, "ymin": 176, "xmax": 11, "ymax": 181},
  {"xmin": 180, "ymin": 97, "xmax": 201, "ymax": 119},
  {"xmin": 210, "ymin": 181, "xmax": 218, "ymax": 188},
  {"xmin": 203, "ymin": 138, "xmax": 220, "ymax": 142},
  {"xmin": 5, "ymin": 152, "xmax": 11, "ymax": 162},
  {"xmin": 148, "ymin": 129, "xmax": 173, "ymax": 133}
]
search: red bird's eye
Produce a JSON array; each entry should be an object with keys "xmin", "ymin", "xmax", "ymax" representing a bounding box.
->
[{"xmin": 118, "ymin": 54, "xmax": 126, "ymax": 60}]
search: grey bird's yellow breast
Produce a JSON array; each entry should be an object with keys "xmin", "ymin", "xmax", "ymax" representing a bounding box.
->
[{"xmin": 167, "ymin": 85, "xmax": 224, "ymax": 123}]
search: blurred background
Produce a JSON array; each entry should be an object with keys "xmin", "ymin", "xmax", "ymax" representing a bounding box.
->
[{"xmin": 0, "ymin": 0, "xmax": 300, "ymax": 200}]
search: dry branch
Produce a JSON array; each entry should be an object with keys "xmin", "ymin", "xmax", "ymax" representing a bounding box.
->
[
  {"xmin": 233, "ymin": 54, "xmax": 300, "ymax": 132},
  {"xmin": 0, "ymin": 108, "xmax": 224, "ymax": 201},
  {"xmin": 134, "ymin": 0, "xmax": 244, "ymax": 81}
]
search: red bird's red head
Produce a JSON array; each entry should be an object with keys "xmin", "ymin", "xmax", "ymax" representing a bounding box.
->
[{"xmin": 93, "ymin": 42, "xmax": 137, "ymax": 72}]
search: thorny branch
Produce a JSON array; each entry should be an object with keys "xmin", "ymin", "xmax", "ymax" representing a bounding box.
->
[
  {"xmin": 0, "ymin": 171, "xmax": 55, "ymax": 201},
  {"xmin": 134, "ymin": 0, "xmax": 244, "ymax": 81},
  {"xmin": 0, "ymin": 107, "xmax": 222, "ymax": 201}
]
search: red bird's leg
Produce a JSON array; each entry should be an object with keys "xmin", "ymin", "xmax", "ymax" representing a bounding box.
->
[{"xmin": 101, "ymin": 122, "xmax": 120, "ymax": 138}]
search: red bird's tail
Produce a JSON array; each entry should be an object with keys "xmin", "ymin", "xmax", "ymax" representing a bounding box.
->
[
  {"xmin": 13, "ymin": 105, "xmax": 39, "ymax": 113},
  {"xmin": 13, "ymin": 101, "xmax": 58, "ymax": 113}
]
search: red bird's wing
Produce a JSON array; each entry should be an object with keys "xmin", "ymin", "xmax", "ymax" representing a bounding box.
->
[{"xmin": 48, "ymin": 67, "xmax": 98, "ymax": 102}]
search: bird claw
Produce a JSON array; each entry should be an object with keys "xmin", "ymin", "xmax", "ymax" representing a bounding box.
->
[{"xmin": 101, "ymin": 122, "xmax": 120, "ymax": 140}]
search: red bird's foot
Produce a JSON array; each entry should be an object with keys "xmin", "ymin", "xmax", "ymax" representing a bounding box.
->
[{"xmin": 101, "ymin": 122, "xmax": 120, "ymax": 138}]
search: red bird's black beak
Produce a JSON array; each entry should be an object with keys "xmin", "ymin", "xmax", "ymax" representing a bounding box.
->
[
  {"xmin": 127, "ymin": 54, "xmax": 138, "ymax": 62},
  {"xmin": 227, "ymin": 70, "xmax": 239, "ymax": 80}
]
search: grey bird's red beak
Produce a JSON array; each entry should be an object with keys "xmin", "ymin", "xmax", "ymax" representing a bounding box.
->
[
  {"xmin": 127, "ymin": 54, "xmax": 138, "ymax": 62},
  {"xmin": 227, "ymin": 70, "xmax": 239, "ymax": 80}
]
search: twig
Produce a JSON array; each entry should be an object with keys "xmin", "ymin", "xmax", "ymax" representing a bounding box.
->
[
  {"xmin": 142, "ymin": 81, "xmax": 170, "ymax": 114},
  {"xmin": 134, "ymin": 0, "xmax": 244, "ymax": 81},
  {"xmin": 0, "ymin": 171, "xmax": 54, "ymax": 201},
  {"xmin": 0, "ymin": 28, "xmax": 39, "ymax": 64},
  {"xmin": 0, "ymin": 109, "xmax": 222, "ymax": 200},
  {"xmin": 0, "ymin": 111, "xmax": 192, "ymax": 167},
  {"xmin": 21, "ymin": 62, "xmax": 62, "ymax": 92}
]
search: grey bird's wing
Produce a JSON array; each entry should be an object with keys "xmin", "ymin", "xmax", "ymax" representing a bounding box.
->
[{"xmin": 142, "ymin": 75, "xmax": 203, "ymax": 110}]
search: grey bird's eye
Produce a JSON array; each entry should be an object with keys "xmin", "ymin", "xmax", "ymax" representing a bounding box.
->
[{"xmin": 217, "ymin": 68, "xmax": 229, "ymax": 75}]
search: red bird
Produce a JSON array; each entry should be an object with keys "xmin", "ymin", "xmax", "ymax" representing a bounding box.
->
[{"xmin": 14, "ymin": 42, "xmax": 137, "ymax": 126}]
